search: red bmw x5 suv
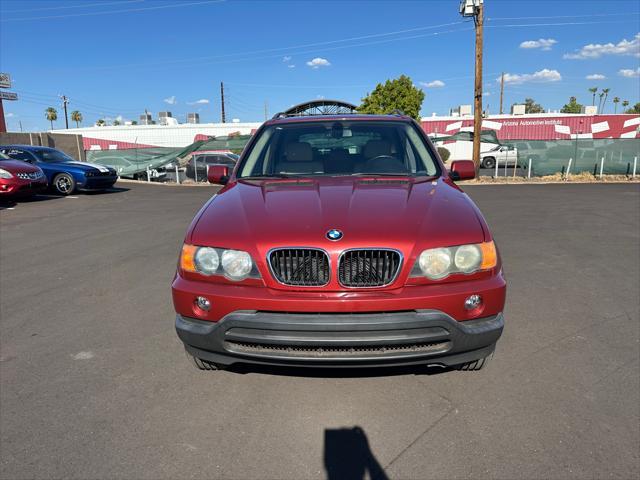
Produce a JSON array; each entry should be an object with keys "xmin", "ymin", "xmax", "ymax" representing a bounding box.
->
[{"xmin": 172, "ymin": 113, "xmax": 506, "ymax": 371}]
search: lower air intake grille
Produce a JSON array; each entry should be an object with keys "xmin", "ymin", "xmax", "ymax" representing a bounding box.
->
[
  {"xmin": 225, "ymin": 340, "xmax": 450, "ymax": 358},
  {"xmin": 338, "ymin": 249, "xmax": 402, "ymax": 287},
  {"xmin": 269, "ymin": 248, "xmax": 330, "ymax": 286}
]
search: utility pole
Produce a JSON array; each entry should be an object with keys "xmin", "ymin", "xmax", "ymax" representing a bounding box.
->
[
  {"xmin": 60, "ymin": 95, "xmax": 69, "ymax": 129},
  {"xmin": 220, "ymin": 82, "xmax": 226, "ymax": 123},
  {"xmin": 460, "ymin": 0, "xmax": 483, "ymax": 172},
  {"xmin": 499, "ymin": 72, "xmax": 504, "ymax": 114}
]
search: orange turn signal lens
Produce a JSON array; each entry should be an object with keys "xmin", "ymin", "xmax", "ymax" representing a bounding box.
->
[
  {"xmin": 479, "ymin": 241, "xmax": 497, "ymax": 270},
  {"xmin": 180, "ymin": 244, "xmax": 197, "ymax": 273}
]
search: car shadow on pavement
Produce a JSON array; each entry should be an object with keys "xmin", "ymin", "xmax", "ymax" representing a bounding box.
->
[
  {"xmin": 324, "ymin": 426, "xmax": 389, "ymax": 480},
  {"xmin": 0, "ymin": 194, "xmax": 63, "ymax": 209},
  {"xmin": 222, "ymin": 363, "xmax": 453, "ymax": 378},
  {"xmin": 84, "ymin": 187, "xmax": 130, "ymax": 195}
]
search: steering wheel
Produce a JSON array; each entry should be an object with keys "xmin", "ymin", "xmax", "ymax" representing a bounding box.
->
[{"xmin": 367, "ymin": 154, "xmax": 396, "ymax": 163}]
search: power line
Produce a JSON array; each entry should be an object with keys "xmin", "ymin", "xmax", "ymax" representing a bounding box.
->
[
  {"xmin": 1, "ymin": 0, "xmax": 225, "ymax": 22},
  {"xmin": 0, "ymin": 0, "xmax": 144, "ymax": 14},
  {"xmin": 485, "ymin": 20, "xmax": 636, "ymax": 28},
  {"xmin": 488, "ymin": 12, "xmax": 640, "ymax": 20}
]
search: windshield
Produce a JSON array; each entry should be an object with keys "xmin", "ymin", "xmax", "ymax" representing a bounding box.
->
[
  {"xmin": 237, "ymin": 120, "xmax": 440, "ymax": 178},
  {"xmin": 35, "ymin": 149, "xmax": 74, "ymax": 163}
]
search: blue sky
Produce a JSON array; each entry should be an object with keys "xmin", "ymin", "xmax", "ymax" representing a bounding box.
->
[{"xmin": 1, "ymin": 0, "xmax": 639, "ymax": 131}]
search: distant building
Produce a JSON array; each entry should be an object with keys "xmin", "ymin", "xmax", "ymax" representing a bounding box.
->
[
  {"xmin": 187, "ymin": 113, "xmax": 200, "ymax": 124},
  {"xmin": 450, "ymin": 105, "xmax": 473, "ymax": 117},
  {"xmin": 139, "ymin": 112, "xmax": 153, "ymax": 125},
  {"xmin": 511, "ymin": 104, "xmax": 526, "ymax": 115}
]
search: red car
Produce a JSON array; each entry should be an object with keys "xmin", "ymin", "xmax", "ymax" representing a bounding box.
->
[
  {"xmin": 173, "ymin": 113, "xmax": 506, "ymax": 371},
  {"xmin": 0, "ymin": 152, "xmax": 48, "ymax": 198}
]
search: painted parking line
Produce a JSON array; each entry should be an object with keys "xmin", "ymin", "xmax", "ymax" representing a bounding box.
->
[{"xmin": 65, "ymin": 196, "xmax": 79, "ymax": 199}]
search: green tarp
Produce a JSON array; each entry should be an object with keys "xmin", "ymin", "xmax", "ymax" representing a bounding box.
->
[{"xmin": 85, "ymin": 135, "xmax": 252, "ymax": 176}]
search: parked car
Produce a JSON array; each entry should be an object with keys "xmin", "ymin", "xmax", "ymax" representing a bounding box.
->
[
  {"xmin": 186, "ymin": 152, "xmax": 239, "ymax": 181},
  {"xmin": 172, "ymin": 113, "xmax": 506, "ymax": 372},
  {"xmin": 480, "ymin": 144, "xmax": 519, "ymax": 169},
  {"xmin": 0, "ymin": 152, "xmax": 48, "ymax": 198},
  {"xmin": 432, "ymin": 130, "xmax": 519, "ymax": 169},
  {"xmin": 0, "ymin": 145, "xmax": 118, "ymax": 195}
]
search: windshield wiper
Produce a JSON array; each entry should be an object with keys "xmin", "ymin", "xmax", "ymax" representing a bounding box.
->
[{"xmin": 350, "ymin": 172, "xmax": 411, "ymax": 177}]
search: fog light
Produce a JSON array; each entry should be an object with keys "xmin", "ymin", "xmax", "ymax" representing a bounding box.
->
[
  {"xmin": 195, "ymin": 296, "xmax": 211, "ymax": 311},
  {"xmin": 464, "ymin": 294, "xmax": 482, "ymax": 310}
]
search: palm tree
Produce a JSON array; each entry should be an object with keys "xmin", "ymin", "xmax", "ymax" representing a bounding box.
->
[
  {"xmin": 588, "ymin": 87, "xmax": 598, "ymax": 106},
  {"xmin": 113, "ymin": 119, "xmax": 121, "ymax": 126},
  {"xmin": 598, "ymin": 92, "xmax": 605, "ymax": 113},
  {"xmin": 601, "ymin": 88, "xmax": 611, "ymax": 113},
  {"xmin": 70, "ymin": 110, "xmax": 83, "ymax": 128},
  {"xmin": 96, "ymin": 119, "xmax": 106, "ymax": 126},
  {"xmin": 622, "ymin": 100, "xmax": 629, "ymax": 112},
  {"xmin": 612, "ymin": 97, "xmax": 620, "ymax": 114},
  {"xmin": 45, "ymin": 107, "xmax": 58, "ymax": 129}
]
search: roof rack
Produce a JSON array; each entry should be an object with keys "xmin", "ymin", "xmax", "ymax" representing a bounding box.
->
[{"xmin": 272, "ymin": 99, "xmax": 358, "ymax": 119}]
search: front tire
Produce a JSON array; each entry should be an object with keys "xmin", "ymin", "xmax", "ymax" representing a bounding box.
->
[
  {"xmin": 53, "ymin": 173, "xmax": 75, "ymax": 195},
  {"xmin": 482, "ymin": 157, "xmax": 496, "ymax": 170}
]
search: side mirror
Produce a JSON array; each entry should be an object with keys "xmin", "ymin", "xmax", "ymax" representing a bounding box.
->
[
  {"xmin": 449, "ymin": 160, "xmax": 476, "ymax": 181},
  {"xmin": 207, "ymin": 165, "xmax": 229, "ymax": 185}
]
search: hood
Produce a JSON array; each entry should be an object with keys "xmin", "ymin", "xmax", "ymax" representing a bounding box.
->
[
  {"xmin": 189, "ymin": 177, "xmax": 487, "ymax": 259},
  {"xmin": 0, "ymin": 160, "xmax": 43, "ymax": 174},
  {"xmin": 50, "ymin": 161, "xmax": 114, "ymax": 173}
]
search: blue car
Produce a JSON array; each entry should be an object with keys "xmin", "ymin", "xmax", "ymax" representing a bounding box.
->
[{"xmin": 0, "ymin": 145, "xmax": 118, "ymax": 195}]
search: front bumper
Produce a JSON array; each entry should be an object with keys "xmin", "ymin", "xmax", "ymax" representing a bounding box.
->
[
  {"xmin": 176, "ymin": 310, "xmax": 504, "ymax": 368},
  {"xmin": 0, "ymin": 178, "xmax": 48, "ymax": 196},
  {"xmin": 77, "ymin": 176, "xmax": 118, "ymax": 190}
]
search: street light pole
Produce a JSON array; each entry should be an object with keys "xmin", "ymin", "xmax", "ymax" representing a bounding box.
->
[{"xmin": 460, "ymin": 0, "xmax": 484, "ymax": 173}]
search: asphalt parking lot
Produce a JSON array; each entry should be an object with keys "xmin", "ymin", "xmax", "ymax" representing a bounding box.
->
[{"xmin": 1, "ymin": 182, "xmax": 638, "ymax": 480}]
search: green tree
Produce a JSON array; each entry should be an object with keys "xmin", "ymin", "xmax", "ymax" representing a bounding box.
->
[
  {"xmin": 70, "ymin": 110, "xmax": 83, "ymax": 128},
  {"xmin": 588, "ymin": 87, "xmax": 598, "ymax": 106},
  {"xmin": 113, "ymin": 119, "xmax": 121, "ymax": 126},
  {"xmin": 131, "ymin": 120, "xmax": 138, "ymax": 125},
  {"xmin": 612, "ymin": 97, "xmax": 620, "ymax": 113},
  {"xmin": 560, "ymin": 96, "xmax": 583, "ymax": 114},
  {"xmin": 96, "ymin": 119, "xmax": 106, "ymax": 126},
  {"xmin": 625, "ymin": 102, "xmax": 640, "ymax": 114},
  {"xmin": 45, "ymin": 107, "xmax": 58, "ymax": 129},
  {"xmin": 522, "ymin": 98, "xmax": 544, "ymax": 114},
  {"xmin": 622, "ymin": 100, "xmax": 629, "ymax": 111},
  {"xmin": 358, "ymin": 75, "xmax": 425, "ymax": 120}
]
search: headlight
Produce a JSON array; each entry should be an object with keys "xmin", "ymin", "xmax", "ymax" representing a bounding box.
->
[
  {"xmin": 180, "ymin": 244, "xmax": 259, "ymax": 281},
  {"xmin": 418, "ymin": 248, "xmax": 452, "ymax": 279},
  {"xmin": 194, "ymin": 247, "xmax": 219, "ymax": 275},
  {"xmin": 221, "ymin": 249, "xmax": 252, "ymax": 281},
  {"xmin": 0, "ymin": 168, "xmax": 14, "ymax": 179},
  {"xmin": 412, "ymin": 241, "xmax": 497, "ymax": 280}
]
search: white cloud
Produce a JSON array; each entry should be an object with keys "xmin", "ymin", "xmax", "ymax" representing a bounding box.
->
[
  {"xmin": 520, "ymin": 38, "xmax": 557, "ymax": 51},
  {"xmin": 288, "ymin": 64, "xmax": 295, "ymax": 69},
  {"xmin": 163, "ymin": 95, "xmax": 177, "ymax": 105},
  {"xmin": 187, "ymin": 98, "xmax": 210, "ymax": 105},
  {"xmin": 6, "ymin": 112, "xmax": 14, "ymax": 118},
  {"xmin": 564, "ymin": 33, "xmax": 640, "ymax": 59},
  {"xmin": 484, "ymin": 91, "xmax": 491, "ymax": 96},
  {"xmin": 306, "ymin": 57, "xmax": 331, "ymax": 68},
  {"xmin": 500, "ymin": 68, "xmax": 562, "ymax": 85},
  {"xmin": 619, "ymin": 67, "xmax": 640, "ymax": 78},
  {"xmin": 420, "ymin": 80, "xmax": 445, "ymax": 88},
  {"xmin": 282, "ymin": 56, "xmax": 292, "ymax": 62},
  {"xmin": 586, "ymin": 73, "xmax": 606, "ymax": 80}
]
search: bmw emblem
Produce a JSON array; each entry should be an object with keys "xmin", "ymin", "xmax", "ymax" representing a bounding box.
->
[{"xmin": 326, "ymin": 229, "xmax": 343, "ymax": 241}]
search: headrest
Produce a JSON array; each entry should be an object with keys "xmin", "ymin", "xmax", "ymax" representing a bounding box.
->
[
  {"xmin": 363, "ymin": 140, "xmax": 392, "ymax": 159},
  {"xmin": 284, "ymin": 142, "xmax": 313, "ymax": 162}
]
